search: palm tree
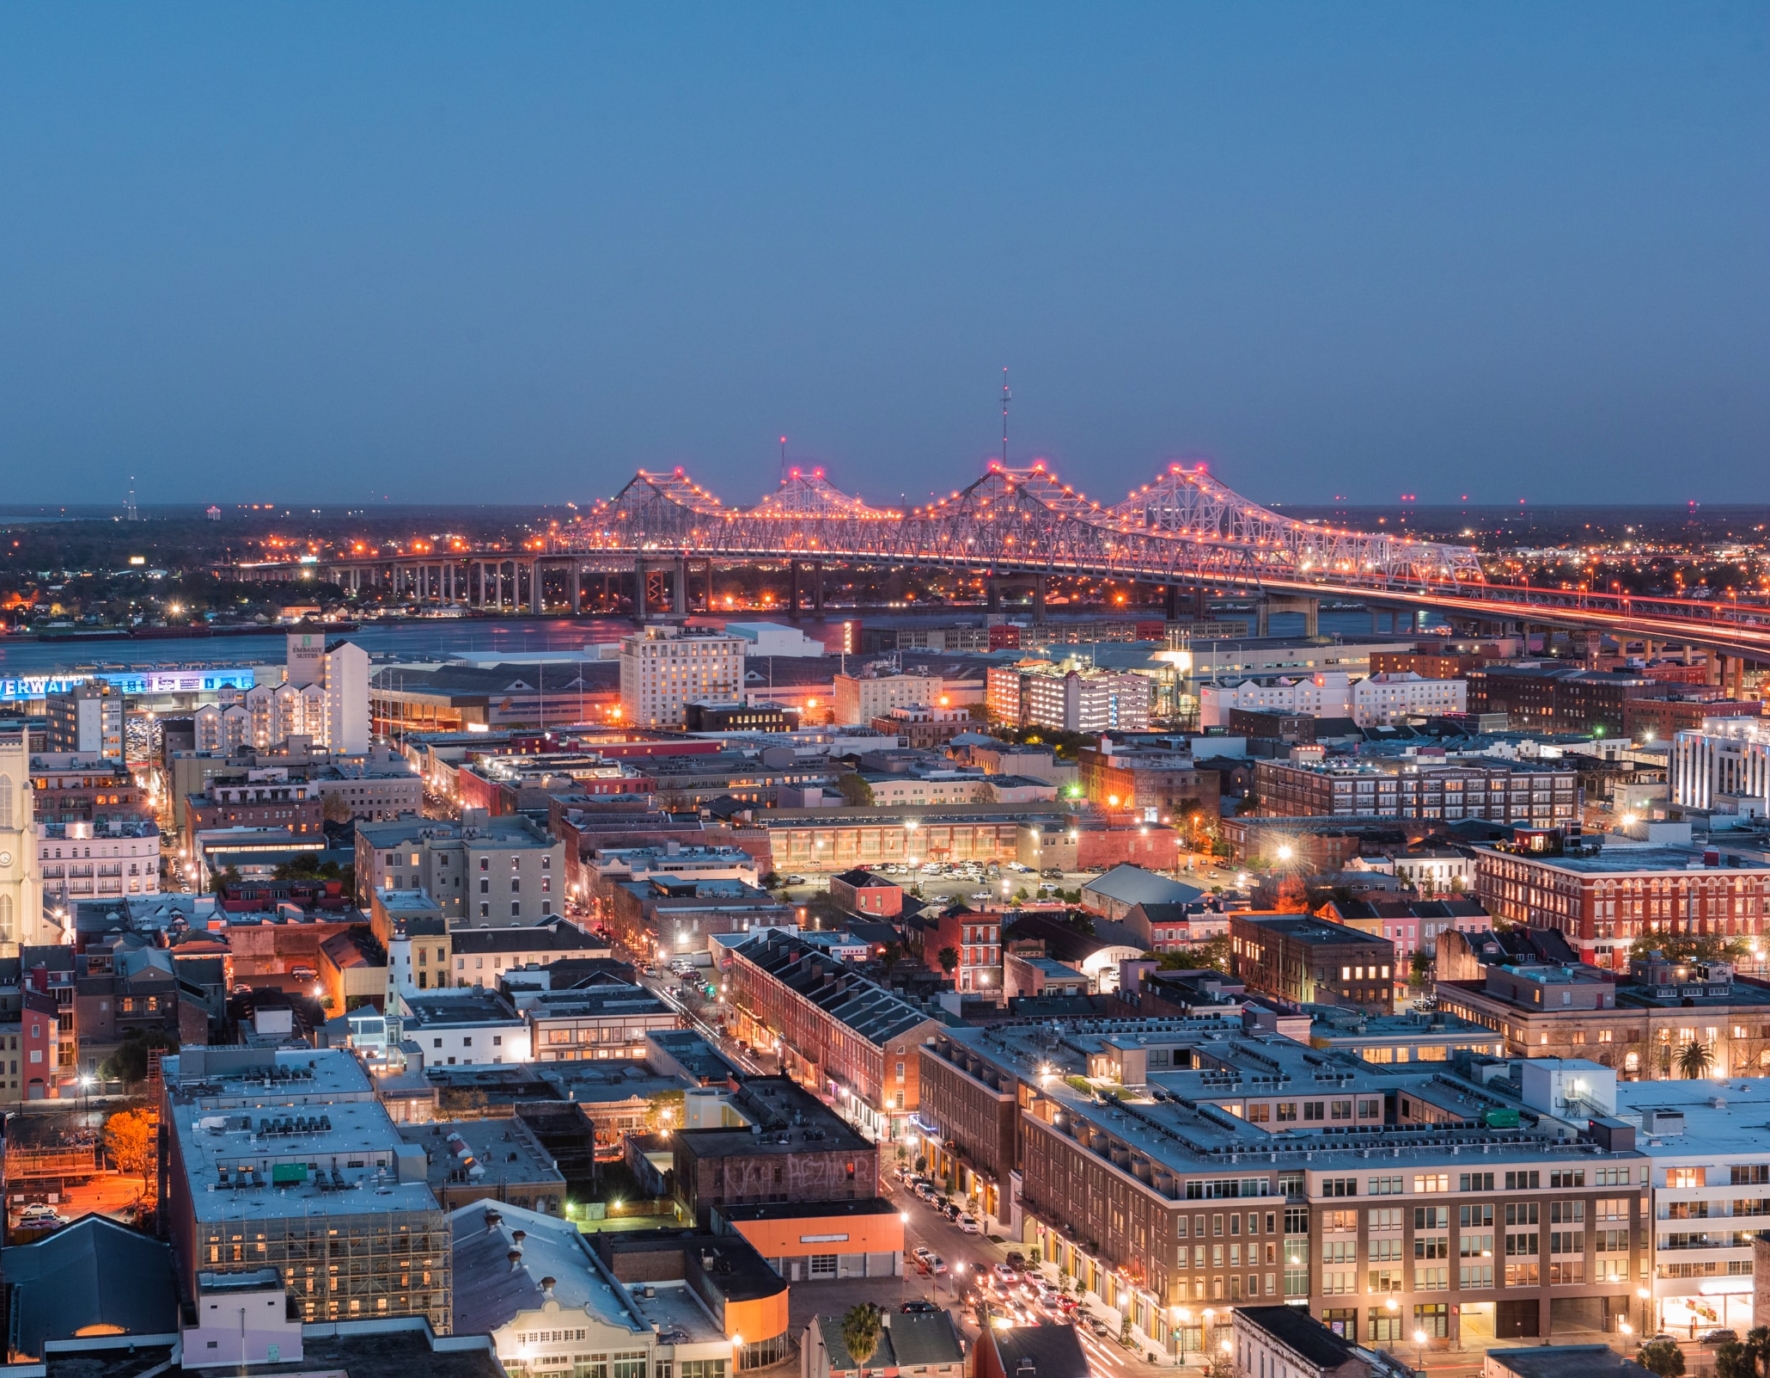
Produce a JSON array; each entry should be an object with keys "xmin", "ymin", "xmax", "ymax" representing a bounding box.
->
[
  {"xmin": 1677, "ymin": 1040, "xmax": 1714, "ymax": 1080},
  {"xmin": 841, "ymin": 1303, "xmax": 883, "ymax": 1372},
  {"xmin": 938, "ymin": 947, "xmax": 959, "ymax": 975}
]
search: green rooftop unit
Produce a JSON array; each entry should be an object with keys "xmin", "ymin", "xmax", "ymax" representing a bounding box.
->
[
  {"xmin": 1482, "ymin": 1108, "xmax": 1520, "ymax": 1129},
  {"xmin": 271, "ymin": 1163, "xmax": 309, "ymax": 1185}
]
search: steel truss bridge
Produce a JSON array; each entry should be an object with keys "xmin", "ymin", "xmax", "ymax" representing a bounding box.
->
[{"xmin": 250, "ymin": 460, "xmax": 1770, "ymax": 665}]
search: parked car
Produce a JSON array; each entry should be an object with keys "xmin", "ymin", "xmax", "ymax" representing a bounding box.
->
[
  {"xmin": 18, "ymin": 1204, "xmax": 66, "ymax": 1227},
  {"xmin": 957, "ymin": 1214, "xmax": 980, "ymax": 1233},
  {"xmin": 1087, "ymin": 1318, "xmax": 1111, "ymax": 1337},
  {"xmin": 994, "ymin": 1262, "xmax": 1018, "ymax": 1281},
  {"xmin": 901, "ymin": 1301, "xmax": 939, "ymax": 1315},
  {"xmin": 912, "ymin": 1245, "xmax": 933, "ymax": 1263},
  {"xmin": 1703, "ymin": 1330, "xmax": 1738, "ymax": 1346},
  {"xmin": 1004, "ymin": 1251, "xmax": 1026, "ymax": 1269},
  {"xmin": 290, "ymin": 964, "xmax": 317, "ymax": 980},
  {"xmin": 926, "ymin": 1255, "xmax": 948, "ymax": 1275}
]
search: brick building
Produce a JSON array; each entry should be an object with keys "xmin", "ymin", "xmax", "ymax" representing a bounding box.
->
[
  {"xmin": 1472, "ymin": 840, "xmax": 1770, "ymax": 970},
  {"xmin": 725, "ymin": 933, "xmax": 941, "ymax": 1144},
  {"xmin": 1078, "ymin": 740, "xmax": 1221, "ymax": 822},
  {"xmin": 1230, "ymin": 913, "xmax": 1397, "ymax": 1014},
  {"xmin": 828, "ymin": 869, "xmax": 904, "ymax": 919},
  {"xmin": 671, "ymin": 1076, "xmax": 876, "ymax": 1221}
]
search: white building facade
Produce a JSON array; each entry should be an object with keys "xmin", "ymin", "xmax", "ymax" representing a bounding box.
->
[
  {"xmin": 620, "ymin": 626, "xmax": 746, "ymax": 728},
  {"xmin": 1673, "ymin": 721, "xmax": 1770, "ymax": 816}
]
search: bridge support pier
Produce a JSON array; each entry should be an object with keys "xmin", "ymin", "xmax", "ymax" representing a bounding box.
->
[
  {"xmin": 1166, "ymin": 584, "xmax": 1208, "ymax": 621},
  {"xmin": 1259, "ymin": 595, "xmax": 1319, "ymax": 638}
]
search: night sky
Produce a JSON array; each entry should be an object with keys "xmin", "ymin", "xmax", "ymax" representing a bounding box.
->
[{"xmin": 1, "ymin": 5, "xmax": 1764, "ymax": 508}]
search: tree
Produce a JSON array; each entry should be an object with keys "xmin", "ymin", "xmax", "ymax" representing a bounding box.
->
[
  {"xmin": 841, "ymin": 1304, "xmax": 883, "ymax": 1370},
  {"xmin": 1678, "ymin": 1040, "xmax": 1715, "ymax": 1079},
  {"xmin": 321, "ymin": 792, "xmax": 354, "ymax": 824},
  {"xmin": 937, "ymin": 947, "xmax": 959, "ymax": 975},
  {"xmin": 1715, "ymin": 1339, "xmax": 1755, "ymax": 1378},
  {"xmin": 209, "ymin": 865, "xmax": 241, "ymax": 894},
  {"xmin": 1202, "ymin": 1357, "xmax": 1235, "ymax": 1378},
  {"xmin": 100, "ymin": 1028, "xmax": 177, "ymax": 1086},
  {"xmin": 1637, "ymin": 1339, "xmax": 1685, "ymax": 1378},
  {"xmin": 835, "ymin": 773, "xmax": 874, "ymax": 807},
  {"xmin": 1409, "ymin": 950, "xmax": 1433, "ymax": 989},
  {"xmin": 103, "ymin": 1108, "xmax": 155, "ymax": 1177}
]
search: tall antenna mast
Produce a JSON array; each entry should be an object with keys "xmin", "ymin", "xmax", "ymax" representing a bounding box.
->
[
  {"xmin": 126, "ymin": 476, "xmax": 138, "ymax": 522},
  {"xmin": 1000, "ymin": 368, "xmax": 1011, "ymax": 467},
  {"xmin": 779, "ymin": 436, "xmax": 788, "ymax": 485}
]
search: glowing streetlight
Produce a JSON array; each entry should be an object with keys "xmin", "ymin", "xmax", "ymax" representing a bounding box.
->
[{"xmin": 1276, "ymin": 844, "xmax": 1295, "ymax": 863}]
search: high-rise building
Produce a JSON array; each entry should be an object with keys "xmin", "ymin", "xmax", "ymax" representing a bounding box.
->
[
  {"xmin": 988, "ymin": 660, "xmax": 1151, "ymax": 732},
  {"xmin": 198, "ymin": 639, "xmax": 370, "ymax": 755},
  {"xmin": 0, "ymin": 731, "xmax": 47, "ymax": 954},
  {"xmin": 619, "ymin": 625, "xmax": 745, "ymax": 728},
  {"xmin": 45, "ymin": 679, "xmax": 124, "ymax": 760}
]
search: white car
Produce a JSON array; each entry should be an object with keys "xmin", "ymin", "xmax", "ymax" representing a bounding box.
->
[{"xmin": 957, "ymin": 1214, "xmax": 981, "ymax": 1234}]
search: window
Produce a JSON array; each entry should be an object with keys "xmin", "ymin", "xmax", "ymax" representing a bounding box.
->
[
  {"xmin": 1460, "ymin": 1173, "xmax": 1495, "ymax": 1193},
  {"xmin": 1504, "ymin": 1171, "xmax": 1540, "ymax": 1191},
  {"xmin": 1549, "ymin": 1170, "xmax": 1585, "ymax": 1189},
  {"xmin": 1504, "ymin": 1261, "xmax": 1539, "ymax": 1287},
  {"xmin": 1670, "ymin": 1168, "xmax": 1704, "ymax": 1189},
  {"xmin": 1460, "ymin": 1204, "xmax": 1494, "ymax": 1228},
  {"xmin": 1323, "ymin": 1178, "xmax": 1357, "ymax": 1198},
  {"xmin": 1368, "ymin": 1176, "xmax": 1403, "ymax": 1196},
  {"xmin": 1413, "ymin": 1174, "xmax": 1449, "ymax": 1194},
  {"xmin": 1596, "ymin": 1167, "xmax": 1630, "ymax": 1186},
  {"xmin": 1506, "ymin": 1202, "xmax": 1539, "ymax": 1226},
  {"xmin": 1414, "ymin": 1207, "xmax": 1448, "ymax": 1230}
]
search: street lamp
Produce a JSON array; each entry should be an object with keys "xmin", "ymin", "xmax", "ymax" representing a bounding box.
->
[{"xmin": 1413, "ymin": 1329, "xmax": 1427, "ymax": 1372}]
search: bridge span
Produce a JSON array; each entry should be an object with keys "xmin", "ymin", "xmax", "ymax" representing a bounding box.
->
[{"xmin": 234, "ymin": 460, "xmax": 1770, "ymax": 668}]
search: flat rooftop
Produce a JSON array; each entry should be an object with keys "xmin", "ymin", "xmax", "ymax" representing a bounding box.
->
[
  {"xmin": 400, "ymin": 1118, "xmax": 564, "ymax": 1194},
  {"xmin": 673, "ymin": 1076, "xmax": 869, "ymax": 1158},
  {"xmin": 164, "ymin": 1046, "xmax": 375, "ymax": 1106},
  {"xmin": 170, "ymin": 1098, "xmax": 439, "ymax": 1224},
  {"xmin": 1610, "ymin": 1079, "xmax": 1770, "ymax": 1157},
  {"xmin": 627, "ymin": 1282, "xmax": 727, "ymax": 1346},
  {"xmin": 1487, "ymin": 845, "xmax": 1770, "ymax": 874},
  {"xmin": 403, "ymin": 990, "xmax": 523, "ymax": 1027}
]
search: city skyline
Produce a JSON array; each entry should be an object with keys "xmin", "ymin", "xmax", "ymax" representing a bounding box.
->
[{"xmin": 0, "ymin": 5, "xmax": 1765, "ymax": 506}]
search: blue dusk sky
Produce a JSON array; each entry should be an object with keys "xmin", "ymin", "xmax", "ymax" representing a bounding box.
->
[{"xmin": 0, "ymin": 4, "xmax": 1765, "ymax": 508}]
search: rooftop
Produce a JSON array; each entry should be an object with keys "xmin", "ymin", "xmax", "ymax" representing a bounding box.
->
[
  {"xmin": 1082, "ymin": 865, "xmax": 1204, "ymax": 907},
  {"xmin": 166, "ymin": 1064, "xmax": 439, "ymax": 1224},
  {"xmin": 1234, "ymin": 914, "xmax": 1394, "ymax": 949},
  {"xmin": 674, "ymin": 1076, "xmax": 870, "ymax": 1158},
  {"xmin": 402, "ymin": 1118, "xmax": 564, "ymax": 1195},
  {"xmin": 402, "ymin": 989, "xmax": 524, "ymax": 1028},
  {"xmin": 450, "ymin": 1200, "xmax": 650, "ymax": 1339},
  {"xmin": 1483, "ymin": 1346, "xmax": 1656, "ymax": 1378}
]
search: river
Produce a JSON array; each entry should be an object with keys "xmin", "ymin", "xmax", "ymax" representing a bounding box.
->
[{"xmin": 0, "ymin": 607, "xmax": 1400, "ymax": 679}]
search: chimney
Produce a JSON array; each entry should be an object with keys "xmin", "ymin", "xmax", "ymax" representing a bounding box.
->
[
  {"xmin": 507, "ymin": 1249, "xmax": 524, "ymax": 1272},
  {"xmin": 484, "ymin": 1209, "xmax": 503, "ymax": 1234},
  {"xmin": 541, "ymin": 1276, "xmax": 557, "ymax": 1299}
]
